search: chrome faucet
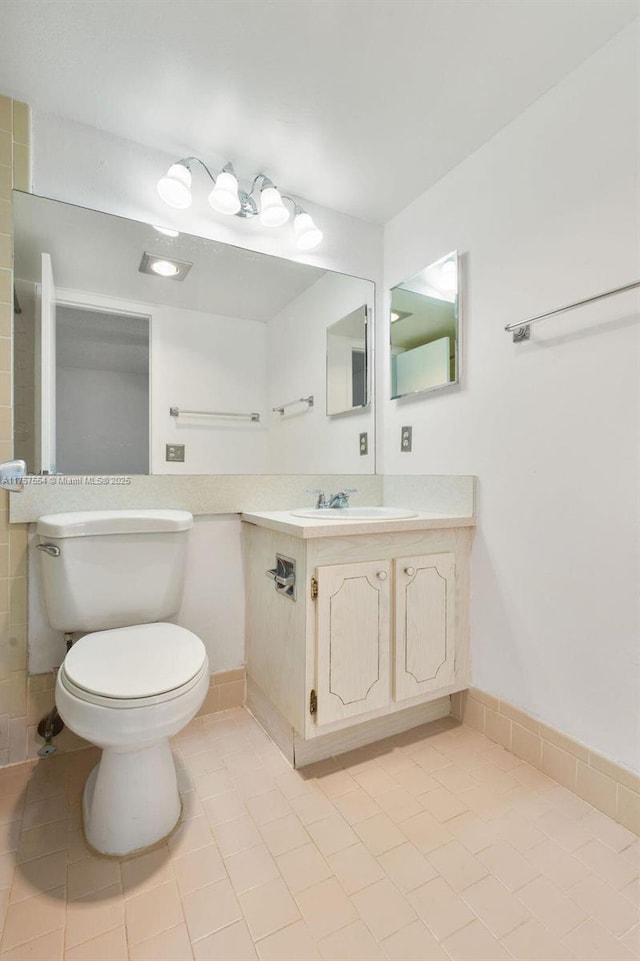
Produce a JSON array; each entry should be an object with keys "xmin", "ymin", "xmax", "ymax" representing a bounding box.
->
[{"xmin": 305, "ymin": 488, "xmax": 357, "ymax": 509}]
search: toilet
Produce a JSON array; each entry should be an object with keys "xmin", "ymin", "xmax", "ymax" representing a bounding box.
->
[{"xmin": 36, "ymin": 509, "xmax": 209, "ymax": 856}]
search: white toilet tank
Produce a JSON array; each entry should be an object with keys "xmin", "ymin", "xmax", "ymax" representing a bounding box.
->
[{"xmin": 36, "ymin": 510, "xmax": 193, "ymax": 632}]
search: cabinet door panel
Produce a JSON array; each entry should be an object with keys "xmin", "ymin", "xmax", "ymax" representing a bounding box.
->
[
  {"xmin": 394, "ymin": 553, "xmax": 455, "ymax": 701},
  {"xmin": 316, "ymin": 560, "xmax": 390, "ymax": 727}
]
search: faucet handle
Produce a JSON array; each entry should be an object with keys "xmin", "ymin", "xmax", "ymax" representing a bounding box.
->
[{"xmin": 305, "ymin": 488, "xmax": 327, "ymax": 508}]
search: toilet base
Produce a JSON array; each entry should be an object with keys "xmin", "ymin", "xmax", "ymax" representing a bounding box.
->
[{"xmin": 83, "ymin": 738, "xmax": 181, "ymax": 856}]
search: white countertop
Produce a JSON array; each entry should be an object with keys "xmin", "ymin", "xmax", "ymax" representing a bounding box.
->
[{"xmin": 241, "ymin": 509, "xmax": 476, "ymax": 539}]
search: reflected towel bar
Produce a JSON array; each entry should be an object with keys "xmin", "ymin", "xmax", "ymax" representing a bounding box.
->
[
  {"xmin": 272, "ymin": 395, "xmax": 314, "ymax": 414},
  {"xmin": 170, "ymin": 407, "xmax": 260, "ymax": 422},
  {"xmin": 505, "ymin": 279, "xmax": 640, "ymax": 342}
]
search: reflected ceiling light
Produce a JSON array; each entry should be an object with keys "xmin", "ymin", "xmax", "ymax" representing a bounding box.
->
[
  {"xmin": 156, "ymin": 157, "xmax": 322, "ymax": 249},
  {"xmin": 138, "ymin": 252, "xmax": 193, "ymax": 281},
  {"xmin": 391, "ymin": 310, "xmax": 412, "ymax": 323},
  {"xmin": 440, "ymin": 259, "xmax": 457, "ymax": 293},
  {"xmin": 153, "ymin": 225, "xmax": 180, "ymax": 237}
]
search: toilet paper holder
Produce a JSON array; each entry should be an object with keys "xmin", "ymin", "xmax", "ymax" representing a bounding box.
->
[{"xmin": 265, "ymin": 554, "xmax": 296, "ymax": 601}]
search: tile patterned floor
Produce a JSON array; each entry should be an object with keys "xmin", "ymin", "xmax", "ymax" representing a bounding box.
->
[{"xmin": 0, "ymin": 708, "xmax": 638, "ymax": 961}]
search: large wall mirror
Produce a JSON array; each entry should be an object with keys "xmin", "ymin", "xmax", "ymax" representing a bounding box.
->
[
  {"xmin": 390, "ymin": 251, "xmax": 459, "ymax": 399},
  {"xmin": 13, "ymin": 192, "xmax": 375, "ymax": 475},
  {"xmin": 326, "ymin": 305, "xmax": 368, "ymax": 416}
]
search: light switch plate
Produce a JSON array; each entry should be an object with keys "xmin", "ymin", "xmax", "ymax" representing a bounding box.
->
[
  {"xmin": 401, "ymin": 426, "xmax": 412, "ymax": 452},
  {"xmin": 166, "ymin": 444, "xmax": 185, "ymax": 462},
  {"xmin": 359, "ymin": 432, "xmax": 368, "ymax": 456}
]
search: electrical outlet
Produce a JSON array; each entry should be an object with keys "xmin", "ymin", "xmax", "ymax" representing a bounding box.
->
[
  {"xmin": 166, "ymin": 444, "xmax": 185, "ymax": 462},
  {"xmin": 401, "ymin": 426, "xmax": 412, "ymax": 452},
  {"xmin": 359, "ymin": 432, "xmax": 368, "ymax": 456}
]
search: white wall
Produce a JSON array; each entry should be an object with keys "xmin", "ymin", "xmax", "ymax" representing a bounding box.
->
[
  {"xmin": 382, "ymin": 26, "xmax": 639, "ymax": 773},
  {"xmin": 266, "ymin": 273, "xmax": 375, "ymax": 474}
]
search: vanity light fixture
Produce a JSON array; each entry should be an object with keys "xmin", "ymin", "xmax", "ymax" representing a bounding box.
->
[
  {"xmin": 157, "ymin": 158, "xmax": 323, "ymax": 249},
  {"xmin": 138, "ymin": 252, "xmax": 193, "ymax": 281}
]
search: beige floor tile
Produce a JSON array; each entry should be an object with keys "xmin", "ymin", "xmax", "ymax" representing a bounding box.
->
[
  {"xmin": 306, "ymin": 813, "xmax": 358, "ymax": 856},
  {"xmin": 351, "ymin": 765, "xmax": 398, "ymax": 797},
  {"xmin": 419, "ymin": 787, "xmax": 469, "ymax": 822},
  {"xmin": 502, "ymin": 917, "xmax": 574, "ymax": 961},
  {"xmin": 575, "ymin": 837, "xmax": 640, "ymax": 891},
  {"xmin": 313, "ymin": 768, "xmax": 360, "ymax": 800},
  {"xmin": 15, "ymin": 819, "xmax": 68, "ymax": 863},
  {"xmin": 256, "ymin": 920, "xmax": 321, "ymax": 961},
  {"xmin": 1, "ymin": 886, "xmax": 66, "ymax": 952},
  {"xmin": 375, "ymin": 786, "xmax": 424, "ymax": 823},
  {"xmin": 317, "ymin": 919, "xmax": 385, "ymax": 961},
  {"xmin": 290, "ymin": 790, "xmax": 336, "ymax": 825},
  {"xmin": 393, "ymin": 765, "xmax": 440, "ymax": 796},
  {"xmin": 233, "ymin": 770, "xmax": 278, "ymax": 801},
  {"xmin": 567, "ymin": 874, "xmax": 640, "ymax": 937},
  {"xmin": 0, "ymin": 928, "xmax": 64, "ymax": 961},
  {"xmin": 20, "ymin": 796, "xmax": 68, "ymax": 832},
  {"xmin": 380, "ymin": 919, "xmax": 449, "ymax": 960},
  {"xmin": 333, "ymin": 788, "xmax": 381, "ymax": 825},
  {"xmin": 353, "ymin": 813, "xmax": 405, "ymax": 856},
  {"xmin": 9, "ymin": 850, "xmax": 67, "ymax": 902},
  {"xmin": 259, "ymin": 813, "xmax": 310, "ymax": 857},
  {"xmin": 192, "ymin": 919, "xmax": 257, "ymax": 961},
  {"xmin": 351, "ymin": 876, "xmax": 417, "ymax": 940},
  {"xmin": 515, "ymin": 875, "xmax": 586, "ymax": 938},
  {"xmin": 202, "ymin": 790, "xmax": 248, "ymax": 827},
  {"xmin": 433, "ymin": 766, "xmax": 480, "ymax": 795},
  {"xmin": 225, "ymin": 842, "xmax": 279, "ymax": 894},
  {"xmin": 129, "ymin": 922, "xmax": 193, "ymax": 961},
  {"xmin": 582, "ymin": 811, "xmax": 638, "ymax": 853},
  {"xmin": 294, "ymin": 877, "xmax": 358, "ymax": 940},
  {"xmin": 184, "ymin": 748, "xmax": 225, "ymax": 777},
  {"xmin": 622, "ymin": 877, "xmax": 640, "ymax": 907},
  {"xmin": 67, "ymin": 855, "xmax": 120, "ymax": 901},
  {"xmin": 65, "ymin": 881, "xmax": 124, "ymax": 949},
  {"xmin": 172, "ymin": 843, "xmax": 227, "ymax": 897},
  {"xmin": 524, "ymin": 839, "xmax": 587, "ymax": 890},
  {"xmin": 182, "ymin": 876, "xmax": 241, "ymax": 942},
  {"xmin": 168, "ymin": 814, "xmax": 215, "ymax": 857},
  {"xmin": 212, "ymin": 814, "xmax": 262, "ymax": 857},
  {"xmin": 193, "ymin": 767, "xmax": 234, "ymax": 799},
  {"xmin": 120, "ymin": 846, "xmax": 173, "ymax": 897},
  {"xmin": 408, "ymin": 877, "xmax": 475, "ymax": 941},
  {"xmin": 478, "ymin": 841, "xmax": 541, "ymax": 891},
  {"xmin": 276, "ymin": 842, "xmax": 332, "ymax": 893},
  {"xmin": 327, "ymin": 842, "xmax": 385, "ymax": 895},
  {"xmin": 620, "ymin": 922, "xmax": 640, "ymax": 956},
  {"xmin": 495, "ymin": 811, "xmax": 548, "ymax": 853},
  {"xmin": 276, "ymin": 770, "xmax": 315, "ymax": 801},
  {"xmin": 562, "ymin": 918, "xmax": 637, "ymax": 961},
  {"xmin": 427, "ymin": 839, "xmax": 489, "ymax": 892},
  {"xmin": 246, "ymin": 789, "xmax": 291, "ymax": 826},
  {"xmin": 65, "ymin": 924, "xmax": 128, "ymax": 961},
  {"xmin": 124, "ymin": 879, "xmax": 184, "ymax": 945},
  {"xmin": 374, "ymin": 748, "xmax": 416, "ymax": 776},
  {"xmin": 0, "ymin": 852, "xmax": 15, "ymax": 892},
  {"xmin": 402, "ymin": 744, "xmax": 451, "ymax": 773},
  {"xmin": 239, "ymin": 877, "xmax": 300, "ymax": 941},
  {"xmin": 537, "ymin": 807, "xmax": 595, "ymax": 852},
  {"xmin": 461, "ymin": 874, "xmax": 530, "ymax": 939},
  {"xmin": 377, "ymin": 841, "xmax": 438, "ymax": 893},
  {"xmin": 443, "ymin": 919, "xmax": 513, "ymax": 960},
  {"xmin": 446, "ymin": 812, "xmax": 503, "ymax": 854},
  {"xmin": 401, "ymin": 809, "xmax": 454, "ymax": 854}
]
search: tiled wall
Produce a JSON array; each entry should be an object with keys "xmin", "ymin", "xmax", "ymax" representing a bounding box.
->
[
  {"xmin": 453, "ymin": 688, "xmax": 640, "ymax": 836},
  {"xmin": 0, "ymin": 95, "xmax": 31, "ymax": 765}
]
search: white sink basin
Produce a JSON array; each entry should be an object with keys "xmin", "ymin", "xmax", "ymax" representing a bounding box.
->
[{"xmin": 291, "ymin": 507, "xmax": 418, "ymax": 521}]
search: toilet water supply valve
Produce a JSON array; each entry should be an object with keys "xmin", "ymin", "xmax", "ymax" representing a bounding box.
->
[{"xmin": 36, "ymin": 633, "xmax": 75, "ymax": 758}]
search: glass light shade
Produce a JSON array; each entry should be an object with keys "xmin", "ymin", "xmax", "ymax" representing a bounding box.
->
[
  {"xmin": 150, "ymin": 259, "xmax": 180, "ymax": 277},
  {"xmin": 259, "ymin": 186, "xmax": 290, "ymax": 227},
  {"xmin": 208, "ymin": 170, "xmax": 241, "ymax": 215},
  {"xmin": 294, "ymin": 211, "xmax": 323, "ymax": 250},
  {"xmin": 157, "ymin": 164, "xmax": 192, "ymax": 209}
]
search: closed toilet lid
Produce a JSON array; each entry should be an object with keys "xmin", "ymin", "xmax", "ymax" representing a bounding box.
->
[{"xmin": 64, "ymin": 623, "xmax": 207, "ymax": 699}]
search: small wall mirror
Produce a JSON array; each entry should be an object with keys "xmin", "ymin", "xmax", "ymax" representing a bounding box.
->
[
  {"xmin": 390, "ymin": 251, "xmax": 459, "ymax": 399},
  {"xmin": 326, "ymin": 305, "xmax": 368, "ymax": 415}
]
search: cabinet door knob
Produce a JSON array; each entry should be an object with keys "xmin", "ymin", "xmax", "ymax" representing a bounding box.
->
[
  {"xmin": 377, "ymin": 571, "xmax": 388, "ymax": 581},
  {"xmin": 405, "ymin": 566, "xmax": 416, "ymax": 576}
]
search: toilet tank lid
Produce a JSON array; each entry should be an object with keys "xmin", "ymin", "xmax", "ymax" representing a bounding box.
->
[{"xmin": 36, "ymin": 510, "xmax": 193, "ymax": 538}]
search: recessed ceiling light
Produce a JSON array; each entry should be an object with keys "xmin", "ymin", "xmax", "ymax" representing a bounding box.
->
[
  {"xmin": 153, "ymin": 225, "xmax": 180, "ymax": 237},
  {"xmin": 138, "ymin": 252, "xmax": 193, "ymax": 281}
]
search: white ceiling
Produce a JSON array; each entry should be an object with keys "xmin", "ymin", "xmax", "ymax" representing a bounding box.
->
[{"xmin": 0, "ymin": 1, "xmax": 636, "ymax": 224}]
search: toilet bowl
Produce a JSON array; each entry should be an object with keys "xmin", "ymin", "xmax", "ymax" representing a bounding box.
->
[
  {"xmin": 36, "ymin": 509, "xmax": 209, "ymax": 856},
  {"xmin": 55, "ymin": 622, "xmax": 209, "ymax": 856}
]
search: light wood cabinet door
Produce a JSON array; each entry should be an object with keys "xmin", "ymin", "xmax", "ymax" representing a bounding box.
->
[
  {"xmin": 394, "ymin": 552, "xmax": 456, "ymax": 702},
  {"xmin": 315, "ymin": 560, "xmax": 391, "ymax": 727}
]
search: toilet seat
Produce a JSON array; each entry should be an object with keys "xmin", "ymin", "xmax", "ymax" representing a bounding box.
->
[{"xmin": 61, "ymin": 622, "xmax": 208, "ymax": 708}]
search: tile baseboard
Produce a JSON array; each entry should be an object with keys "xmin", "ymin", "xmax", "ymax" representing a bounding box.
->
[{"xmin": 452, "ymin": 687, "xmax": 640, "ymax": 836}]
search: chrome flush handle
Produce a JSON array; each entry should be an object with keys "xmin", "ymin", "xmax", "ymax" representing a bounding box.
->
[{"xmin": 37, "ymin": 543, "xmax": 61, "ymax": 557}]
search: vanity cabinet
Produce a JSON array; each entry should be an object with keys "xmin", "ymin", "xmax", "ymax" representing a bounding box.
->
[{"xmin": 242, "ymin": 513, "xmax": 474, "ymax": 766}]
